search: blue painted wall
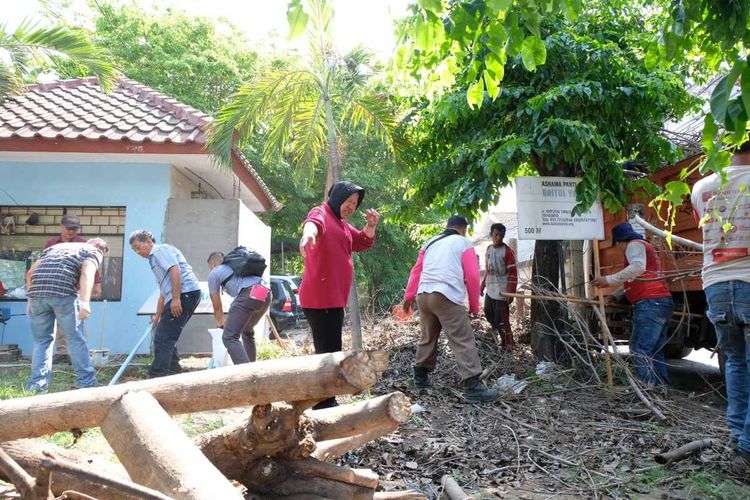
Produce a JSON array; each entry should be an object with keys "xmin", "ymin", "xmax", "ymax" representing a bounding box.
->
[{"xmin": 0, "ymin": 161, "xmax": 172, "ymax": 355}]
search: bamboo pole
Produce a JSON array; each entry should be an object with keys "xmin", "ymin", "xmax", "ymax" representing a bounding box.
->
[
  {"xmin": 593, "ymin": 239, "xmax": 614, "ymax": 386},
  {"xmin": 500, "ymin": 292, "xmax": 701, "ymax": 318}
]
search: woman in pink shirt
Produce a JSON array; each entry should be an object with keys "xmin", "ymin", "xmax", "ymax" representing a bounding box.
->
[{"xmin": 299, "ymin": 181, "xmax": 379, "ymax": 408}]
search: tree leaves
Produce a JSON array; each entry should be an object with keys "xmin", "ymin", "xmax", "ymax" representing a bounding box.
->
[
  {"xmin": 418, "ymin": 0, "xmax": 443, "ymax": 15},
  {"xmin": 286, "ymin": 0, "xmax": 309, "ymax": 40},
  {"xmin": 709, "ymin": 61, "xmax": 743, "ymax": 125},
  {"xmin": 415, "ymin": 12, "xmax": 445, "ymax": 52},
  {"xmin": 521, "ymin": 35, "xmax": 546, "ymax": 71},
  {"xmin": 466, "ymin": 78, "xmax": 485, "ymax": 109}
]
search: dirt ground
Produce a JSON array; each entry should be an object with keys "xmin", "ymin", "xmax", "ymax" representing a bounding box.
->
[
  {"xmin": 343, "ymin": 316, "xmax": 750, "ymax": 499},
  {"xmin": 1, "ymin": 315, "xmax": 749, "ymax": 499}
]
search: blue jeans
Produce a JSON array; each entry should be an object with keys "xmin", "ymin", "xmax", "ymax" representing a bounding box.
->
[
  {"xmin": 705, "ymin": 280, "xmax": 750, "ymax": 452},
  {"xmin": 150, "ymin": 290, "xmax": 201, "ymax": 377},
  {"xmin": 27, "ymin": 296, "xmax": 98, "ymax": 392},
  {"xmin": 631, "ymin": 297, "xmax": 673, "ymax": 387}
]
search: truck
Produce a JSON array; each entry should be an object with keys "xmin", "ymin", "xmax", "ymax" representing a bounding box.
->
[{"xmin": 596, "ymin": 153, "xmax": 736, "ymax": 360}]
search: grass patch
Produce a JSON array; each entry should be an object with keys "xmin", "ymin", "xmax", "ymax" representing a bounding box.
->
[
  {"xmin": 179, "ymin": 413, "xmax": 226, "ymax": 437},
  {"xmin": 684, "ymin": 471, "xmax": 750, "ymax": 499},
  {"xmin": 257, "ymin": 341, "xmax": 285, "ymax": 360}
]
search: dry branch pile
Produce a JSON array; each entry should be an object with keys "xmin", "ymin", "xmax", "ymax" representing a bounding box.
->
[{"xmin": 346, "ymin": 315, "xmax": 747, "ymax": 498}]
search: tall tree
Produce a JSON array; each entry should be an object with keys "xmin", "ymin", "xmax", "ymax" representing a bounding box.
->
[
  {"xmin": 208, "ymin": 0, "xmax": 403, "ymax": 348},
  {"xmin": 397, "ymin": 12, "xmax": 696, "ymax": 360},
  {"xmin": 0, "ymin": 19, "xmax": 116, "ymax": 102}
]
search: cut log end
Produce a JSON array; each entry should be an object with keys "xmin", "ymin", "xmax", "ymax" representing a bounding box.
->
[
  {"xmin": 341, "ymin": 351, "xmax": 389, "ymax": 390},
  {"xmin": 387, "ymin": 392, "xmax": 412, "ymax": 425}
]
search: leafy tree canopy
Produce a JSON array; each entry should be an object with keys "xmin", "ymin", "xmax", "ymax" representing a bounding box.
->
[
  {"xmin": 398, "ymin": 11, "xmax": 698, "ymax": 220},
  {"xmin": 77, "ymin": 1, "xmax": 263, "ymax": 113}
]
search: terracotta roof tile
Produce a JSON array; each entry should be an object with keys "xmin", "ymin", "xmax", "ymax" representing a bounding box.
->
[{"xmin": 0, "ymin": 77, "xmax": 280, "ymax": 211}]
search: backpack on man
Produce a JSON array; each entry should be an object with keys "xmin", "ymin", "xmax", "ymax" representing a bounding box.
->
[{"xmin": 221, "ymin": 246, "xmax": 266, "ymax": 285}]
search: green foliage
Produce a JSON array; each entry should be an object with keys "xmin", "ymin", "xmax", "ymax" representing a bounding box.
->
[
  {"xmin": 211, "ymin": 0, "xmax": 403, "ymax": 181},
  {"xmin": 395, "ymin": 0, "xmax": 585, "ymax": 106},
  {"xmin": 398, "ymin": 12, "xmax": 696, "ymax": 221},
  {"xmin": 63, "ymin": 2, "xmax": 261, "ymax": 114},
  {"xmin": 0, "ymin": 18, "xmax": 117, "ymax": 102},
  {"xmin": 257, "ymin": 340, "xmax": 286, "ymax": 361}
]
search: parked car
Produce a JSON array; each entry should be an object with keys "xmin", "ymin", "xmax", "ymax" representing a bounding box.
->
[{"xmin": 269, "ymin": 275, "xmax": 305, "ymax": 334}]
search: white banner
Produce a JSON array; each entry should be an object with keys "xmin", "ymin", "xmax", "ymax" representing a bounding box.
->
[{"xmin": 516, "ymin": 176, "xmax": 604, "ymax": 240}]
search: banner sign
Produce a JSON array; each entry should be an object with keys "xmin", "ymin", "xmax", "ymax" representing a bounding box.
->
[{"xmin": 516, "ymin": 176, "xmax": 604, "ymax": 240}]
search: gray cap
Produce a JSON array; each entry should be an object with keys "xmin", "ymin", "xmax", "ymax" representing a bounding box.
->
[{"xmin": 61, "ymin": 213, "xmax": 81, "ymax": 229}]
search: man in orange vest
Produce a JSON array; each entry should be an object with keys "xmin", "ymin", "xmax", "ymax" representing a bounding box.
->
[{"xmin": 592, "ymin": 222, "xmax": 673, "ymax": 387}]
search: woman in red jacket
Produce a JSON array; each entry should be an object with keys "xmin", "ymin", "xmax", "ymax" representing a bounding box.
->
[{"xmin": 299, "ymin": 181, "xmax": 380, "ymax": 408}]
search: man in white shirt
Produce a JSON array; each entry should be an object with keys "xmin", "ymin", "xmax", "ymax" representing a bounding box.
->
[{"xmin": 691, "ymin": 164, "xmax": 750, "ymax": 474}]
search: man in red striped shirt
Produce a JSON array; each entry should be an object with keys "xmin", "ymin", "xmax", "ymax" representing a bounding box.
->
[{"xmin": 480, "ymin": 223, "xmax": 518, "ymax": 351}]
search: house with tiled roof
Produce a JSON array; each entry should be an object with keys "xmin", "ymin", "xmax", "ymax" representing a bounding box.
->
[{"xmin": 0, "ymin": 77, "xmax": 280, "ymax": 354}]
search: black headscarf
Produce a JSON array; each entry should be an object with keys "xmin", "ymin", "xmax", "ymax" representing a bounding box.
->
[{"xmin": 327, "ymin": 181, "xmax": 365, "ymax": 219}]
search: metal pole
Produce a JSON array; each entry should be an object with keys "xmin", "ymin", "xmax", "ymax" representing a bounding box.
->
[{"xmin": 108, "ymin": 324, "xmax": 152, "ymax": 386}]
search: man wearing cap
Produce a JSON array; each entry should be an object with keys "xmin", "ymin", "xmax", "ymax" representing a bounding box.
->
[
  {"xmin": 25, "ymin": 238, "xmax": 108, "ymax": 393},
  {"xmin": 43, "ymin": 213, "xmax": 102, "ymax": 363},
  {"xmin": 592, "ymin": 222, "xmax": 673, "ymax": 387}
]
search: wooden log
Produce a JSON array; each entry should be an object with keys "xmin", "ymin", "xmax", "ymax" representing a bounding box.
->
[
  {"xmin": 440, "ymin": 475, "xmax": 470, "ymax": 500},
  {"xmin": 312, "ymin": 428, "xmax": 393, "ymax": 463},
  {"xmin": 285, "ymin": 458, "xmax": 378, "ymax": 489},
  {"xmin": 101, "ymin": 391, "xmax": 243, "ymax": 500},
  {"xmin": 0, "ymin": 350, "xmax": 388, "ymax": 442},
  {"xmin": 0, "ymin": 439, "xmax": 134, "ymax": 499},
  {"xmin": 0, "ymin": 447, "xmax": 36, "ymax": 498},
  {"xmin": 654, "ymin": 438, "xmax": 720, "ymax": 464},
  {"xmin": 374, "ymin": 492, "xmax": 426, "ymax": 500},
  {"xmin": 273, "ymin": 477, "xmax": 373, "ymax": 499},
  {"xmin": 308, "ymin": 392, "xmax": 411, "ymax": 442},
  {"xmin": 197, "ymin": 392, "xmax": 409, "ymax": 479}
]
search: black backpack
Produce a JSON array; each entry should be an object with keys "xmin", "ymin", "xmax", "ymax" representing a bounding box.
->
[{"xmin": 222, "ymin": 246, "xmax": 266, "ymax": 281}]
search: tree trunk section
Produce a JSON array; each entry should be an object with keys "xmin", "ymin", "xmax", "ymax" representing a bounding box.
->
[
  {"xmin": 196, "ymin": 392, "xmax": 410, "ymax": 480},
  {"xmin": 101, "ymin": 391, "xmax": 242, "ymax": 500},
  {"xmin": 530, "ymin": 239, "xmax": 564, "ymax": 361},
  {"xmin": 0, "ymin": 439, "xmax": 133, "ymax": 499},
  {"xmin": 0, "ymin": 350, "xmax": 388, "ymax": 443},
  {"xmin": 309, "ymin": 392, "xmax": 411, "ymax": 441}
]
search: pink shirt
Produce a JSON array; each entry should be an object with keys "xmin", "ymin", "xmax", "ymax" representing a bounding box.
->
[
  {"xmin": 299, "ymin": 203, "xmax": 375, "ymax": 309},
  {"xmin": 404, "ymin": 234, "xmax": 481, "ymax": 314}
]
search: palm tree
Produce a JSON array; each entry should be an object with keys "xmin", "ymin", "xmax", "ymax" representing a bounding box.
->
[
  {"xmin": 208, "ymin": 0, "xmax": 402, "ymax": 348},
  {"xmin": 0, "ymin": 19, "xmax": 117, "ymax": 102}
]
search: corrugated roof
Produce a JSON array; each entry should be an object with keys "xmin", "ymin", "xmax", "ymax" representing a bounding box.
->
[{"xmin": 0, "ymin": 77, "xmax": 280, "ymax": 211}]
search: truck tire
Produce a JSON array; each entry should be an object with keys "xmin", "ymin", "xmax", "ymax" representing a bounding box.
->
[{"xmin": 663, "ymin": 344, "xmax": 693, "ymax": 359}]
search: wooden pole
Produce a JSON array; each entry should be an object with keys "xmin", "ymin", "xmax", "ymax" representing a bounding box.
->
[
  {"xmin": 0, "ymin": 350, "xmax": 388, "ymax": 442},
  {"xmin": 101, "ymin": 391, "xmax": 243, "ymax": 500},
  {"xmin": 592, "ymin": 239, "xmax": 614, "ymax": 386}
]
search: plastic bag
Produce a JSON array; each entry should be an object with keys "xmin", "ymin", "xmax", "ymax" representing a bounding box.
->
[{"xmin": 207, "ymin": 328, "xmax": 233, "ymax": 369}]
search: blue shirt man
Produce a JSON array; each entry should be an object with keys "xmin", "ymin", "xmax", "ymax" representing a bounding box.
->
[{"xmin": 130, "ymin": 229, "xmax": 201, "ymax": 377}]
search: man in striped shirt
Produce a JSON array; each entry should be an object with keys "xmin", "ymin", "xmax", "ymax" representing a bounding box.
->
[{"xmin": 25, "ymin": 238, "xmax": 108, "ymax": 393}]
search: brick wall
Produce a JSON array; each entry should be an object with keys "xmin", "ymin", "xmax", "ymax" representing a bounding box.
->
[{"xmin": 0, "ymin": 206, "xmax": 126, "ymax": 235}]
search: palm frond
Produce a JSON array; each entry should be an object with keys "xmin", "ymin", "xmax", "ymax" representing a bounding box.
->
[
  {"xmin": 3, "ymin": 20, "xmax": 117, "ymax": 93},
  {"xmin": 342, "ymin": 94, "xmax": 408, "ymax": 156},
  {"xmin": 289, "ymin": 91, "xmax": 328, "ymax": 178},
  {"xmin": 207, "ymin": 70, "xmax": 322, "ymax": 170}
]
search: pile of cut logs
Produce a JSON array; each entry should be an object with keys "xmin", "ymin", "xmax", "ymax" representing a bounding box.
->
[{"xmin": 0, "ymin": 350, "xmax": 422, "ymax": 499}]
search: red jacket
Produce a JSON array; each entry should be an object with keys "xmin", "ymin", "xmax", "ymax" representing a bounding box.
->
[
  {"xmin": 299, "ymin": 204, "xmax": 375, "ymax": 309},
  {"xmin": 624, "ymin": 240, "xmax": 671, "ymax": 303}
]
